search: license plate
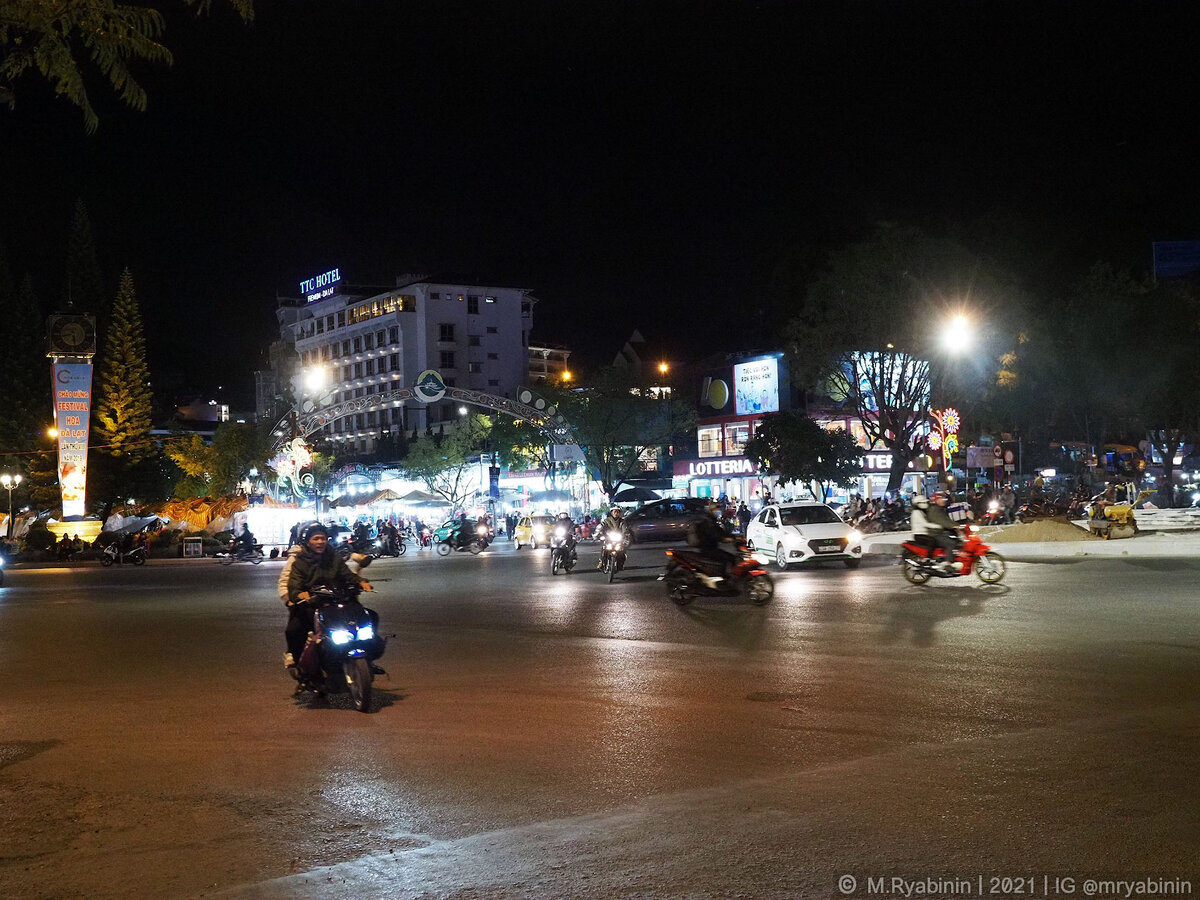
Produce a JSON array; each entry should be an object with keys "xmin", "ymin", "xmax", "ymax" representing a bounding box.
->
[{"xmin": 817, "ymin": 546, "xmax": 840, "ymax": 553}]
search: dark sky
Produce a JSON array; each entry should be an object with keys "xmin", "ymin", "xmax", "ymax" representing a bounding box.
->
[{"xmin": 4, "ymin": 0, "xmax": 1200, "ymax": 406}]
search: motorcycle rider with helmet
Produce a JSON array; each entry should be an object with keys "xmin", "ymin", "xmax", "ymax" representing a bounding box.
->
[
  {"xmin": 277, "ymin": 522, "xmax": 373, "ymax": 673},
  {"xmin": 910, "ymin": 490, "xmax": 962, "ymax": 573},
  {"xmin": 596, "ymin": 507, "xmax": 631, "ymax": 570},
  {"xmin": 552, "ymin": 511, "xmax": 578, "ymax": 565},
  {"xmin": 687, "ymin": 501, "xmax": 738, "ymax": 587}
]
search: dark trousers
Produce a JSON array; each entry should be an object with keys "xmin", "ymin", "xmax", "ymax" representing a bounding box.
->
[
  {"xmin": 932, "ymin": 531, "xmax": 959, "ymax": 561},
  {"xmin": 285, "ymin": 605, "xmax": 316, "ymax": 657}
]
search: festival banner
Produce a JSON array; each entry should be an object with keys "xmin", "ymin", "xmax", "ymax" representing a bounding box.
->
[{"xmin": 52, "ymin": 363, "xmax": 93, "ymax": 517}]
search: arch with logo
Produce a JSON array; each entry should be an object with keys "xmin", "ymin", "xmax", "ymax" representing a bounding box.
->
[{"xmin": 275, "ymin": 384, "xmax": 576, "ymax": 450}]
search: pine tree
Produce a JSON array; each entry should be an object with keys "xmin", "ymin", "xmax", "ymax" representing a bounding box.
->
[{"xmin": 93, "ymin": 269, "xmax": 153, "ymax": 461}]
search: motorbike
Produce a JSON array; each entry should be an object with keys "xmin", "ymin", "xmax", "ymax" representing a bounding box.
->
[
  {"xmin": 371, "ymin": 532, "xmax": 406, "ymax": 558},
  {"xmin": 433, "ymin": 520, "xmax": 486, "ymax": 556},
  {"xmin": 549, "ymin": 523, "xmax": 577, "ymax": 575},
  {"xmin": 662, "ymin": 536, "xmax": 774, "ymax": 605},
  {"xmin": 899, "ymin": 525, "xmax": 1006, "ymax": 585},
  {"xmin": 292, "ymin": 583, "xmax": 386, "ymax": 713},
  {"xmin": 100, "ymin": 542, "xmax": 147, "ymax": 566},
  {"xmin": 979, "ymin": 499, "xmax": 1007, "ymax": 526},
  {"xmin": 598, "ymin": 528, "xmax": 628, "ymax": 582},
  {"xmin": 222, "ymin": 538, "xmax": 264, "ymax": 565}
]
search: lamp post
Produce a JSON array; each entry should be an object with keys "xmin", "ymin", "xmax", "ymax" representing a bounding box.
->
[{"xmin": 1, "ymin": 473, "xmax": 22, "ymax": 540}]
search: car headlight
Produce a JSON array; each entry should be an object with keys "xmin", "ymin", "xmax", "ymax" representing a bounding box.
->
[
  {"xmin": 356, "ymin": 624, "xmax": 374, "ymax": 641},
  {"xmin": 847, "ymin": 529, "xmax": 862, "ymax": 544},
  {"xmin": 329, "ymin": 628, "xmax": 354, "ymax": 645}
]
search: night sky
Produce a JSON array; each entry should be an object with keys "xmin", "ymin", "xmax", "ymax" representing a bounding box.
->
[{"xmin": 4, "ymin": 0, "xmax": 1200, "ymax": 407}]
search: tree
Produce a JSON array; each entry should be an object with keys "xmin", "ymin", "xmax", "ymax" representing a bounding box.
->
[
  {"xmin": 744, "ymin": 412, "xmax": 865, "ymax": 502},
  {"xmin": 783, "ymin": 225, "xmax": 1021, "ymax": 492},
  {"xmin": 165, "ymin": 422, "xmax": 275, "ymax": 497},
  {"xmin": 402, "ymin": 414, "xmax": 490, "ymax": 510},
  {"xmin": 0, "ymin": 0, "xmax": 254, "ymax": 132},
  {"xmin": 551, "ymin": 367, "xmax": 695, "ymax": 501},
  {"xmin": 93, "ymin": 269, "xmax": 153, "ymax": 461}
]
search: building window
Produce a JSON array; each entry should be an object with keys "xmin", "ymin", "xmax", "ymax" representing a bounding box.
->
[
  {"xmin": 440, "ymin": 351, "xmax": 456, "ymax": 369},
  {"xmin": 364, "ymin": 333, "xmax": 373, "ymax": 350},
  {"xmin": 376, "ymin": 329, "xmax": 385, "ymax": 346},
  {"xmin": 698, "ymin": 427, "xmax": 722, "ymax": 458},
  {"xmin": 326, "ymin": 315, "xmax": 335, "ymax": 331},
  {"xmin": 487, "ymin": 352, "xmax": 498, "ymax": 360},
  {"xmin": 468, "ymin": 362, "xmax": 483, "ymax": 374},
  {"xmin": 353, "ymin": 362, "xmax": 363, "ymax": 378},
  {"xmin": 342, "ymin": 365, "xmax": 352, "ymax": 381},
  {"xmin": 439, "ymin": 323, "xmax": 455, "ymax": 342},
  {"xmin": 316, "ymin": 318, "xmax": 324, "ymax": 334},
  {"xmin": 341, "ymin": 340, "xmax": 350, "ymax": 356},
  {"xmin": 353, "ymin": 336, "xmax": 363, "ymax": 353},
  {"xmin": 467, "ymin": 296, "xmax": 479, "ymax": 314},
  {"xmin": 366, "ymin": 359, "xmax": 375, "ymax": 376},
  {"xmin": 468, "ymin": 335, "xmax": 480, "ymax": 347},
  {"xmin": 725, "ymin": 423, "xmax": 750, "ymax": 456},
  {"xmin": 388, "ymin": 326, "xmax": 399, "ymax": 344},
  {"xmin": 486, "ymin": 326, "xmax": 498, "ymax": 334},
  {"xmin": 337, "ymin": 312, "xmax": 346, "ymax": 327},
  {"xmin": 390, "ymin": 353, "xmax": 399, "ymax": 369},
  {"xmin": 431, "ymin": 292, "xmax": 440, "ymax": 300}
]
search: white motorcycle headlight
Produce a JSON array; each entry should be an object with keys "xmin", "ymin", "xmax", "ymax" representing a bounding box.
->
[
  {"xmin": 356, "ymin": 624, "xmax": 374, "ymax": 641},
  {"xmin": 329, "ymin": 628, "xmax": 354, "ymax": 645}
]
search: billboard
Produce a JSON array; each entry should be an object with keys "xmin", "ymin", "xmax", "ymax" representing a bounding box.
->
[
  {"xmin": 733, "ymin": 357, "xmax": 779, "ymax": 416},
  {"xmin": 52, "ymin": 362, "xmax": 93, "ymax": 517},
  {"xmin": 1152, "ymin": 241, "xmax": 1200, "ymax": 279}
]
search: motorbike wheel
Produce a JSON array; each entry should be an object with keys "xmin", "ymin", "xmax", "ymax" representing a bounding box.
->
[
  {"xmin": 665, "ymin": 562, "xmax": 694, "ymax": 605},
  {"xmin": 344, "ymin": 658, "xmax": 373, "ymax": 713},
  {"xmin": 975, "ymin": 551, "xmax": 1006, "ymax": 584},
  {"xmin": 747, "ymin": 572, "xmax": 774, "ymax": 605},
  {"xmin": 608, "ymin": 559, "xmax": 617, "ymax": 582},
  {"xmin": 901, "ymin": 549, "xmax": 931, "ymax": 585},
  {"xmin": 436, "ymin": 541, "xmax": 452, "ymax": 557},
  {"xmin": 250, "ymin": 554, "xmax": 262, "ymax": 565},
  {"xmin": 397, "ymin": 543, "xmax": 407, "ymax": 557},
  {"xmin": 101, "ymin": 555, "xmax": 114, "ymax": 567},
  {"xmin": 468, "ymin": 540, "xmax": 483, "ymax": 555},
  {"xmin": 132, "ymin": 554, "xmax": 146, "ymax": 566},
  {"xmin": 551, "ymin": 551, "xmax": 561, "ymax": 575}
]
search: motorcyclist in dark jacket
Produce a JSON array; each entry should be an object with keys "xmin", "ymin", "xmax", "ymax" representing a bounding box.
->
[
  {"xmin": 277, "ymin": 522, "xmax": 372, "ymax": 669},
  {"xmin": 910, "ymin": 491, "xmax": 961, "ymax": 572},
  {"xmin": 596, "ymin": 508, "xmax": 631, "ymax": 570},
  {"xmin": 687, "ymin": 504, "xmax": 737, "ymax": 586}
]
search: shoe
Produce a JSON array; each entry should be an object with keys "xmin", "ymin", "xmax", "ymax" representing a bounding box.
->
[{"xmin": 283, "ymin": 652, "xmax": 295, "ymax": 668}]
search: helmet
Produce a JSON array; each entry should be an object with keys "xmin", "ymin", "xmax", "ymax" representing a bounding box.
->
[
  {"xmin": 932, "ymin": 490, "xmax": 951, "ymax": 503},
  {"xmin": 912, "ymin": 494, "xmax": 930, "ymax": 510},
  {"xmin": 609, "ymin": 507, "xmax": 624, "ymax": 518},
  {"xmin": 300, "ymin": 522, "xmax": 329, "ymax": 543},
  {"xmin": 557, "ymin": 511, "xmax": 571, "ymax": 520}
]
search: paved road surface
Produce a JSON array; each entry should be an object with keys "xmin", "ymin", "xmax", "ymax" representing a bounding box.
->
[{"xmin": 1, "ymin": 543, "xmax": 1198, "ymax": 898}]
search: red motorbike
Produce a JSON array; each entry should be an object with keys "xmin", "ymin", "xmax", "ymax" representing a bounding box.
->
[
  {"xmin": 662, "ymin": 537, "xmax": 774, "ymax": 605},
  {"xmin": 900, "ymin": 525, "xmax": 1006, "ymax": 585}
]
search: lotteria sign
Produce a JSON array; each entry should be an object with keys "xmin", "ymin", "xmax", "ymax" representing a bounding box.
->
[
  {"xmin": 300, "ymin": 267, "xmax": 342, "ymax": 302},
  {"xmin": 674, "ymin": 458, "xmax": 757, "ymax": 477},
  {"xmin": 53, "ymin": 362, "xmax": 93, "ymax": 517}
]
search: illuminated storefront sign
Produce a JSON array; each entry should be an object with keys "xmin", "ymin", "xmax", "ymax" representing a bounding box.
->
[
  {"xmin": 733, "ymin": 357, "xmax": 779, "ymax": 416},
  {"xmin": 674, "ymin": 457, "xmax": 757, "ymax": 477},
  {"xmin": 301, "ymin": 267, "xmax": 342, "ymax": 302},
  {"xmin": 863, "ymin": 452, "xmax": 932, "ymax": 472},
  {"xmin": 53, "ymin": 362, "xmax": 93, "ymax": 517}
]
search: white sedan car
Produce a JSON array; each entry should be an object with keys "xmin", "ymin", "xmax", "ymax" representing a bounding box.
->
[{"xmin": 746, "ymin": 501, "xmax": 863, "ymax": 570}]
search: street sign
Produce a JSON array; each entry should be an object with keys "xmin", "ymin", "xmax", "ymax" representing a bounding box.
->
[
  {"xmin": 1004, "ymin": 449, "xmax": 1015, "ymax": 465},
  {"xmin": 993, "ymin": 445, "xmax": 1004, "ymax": 460}
]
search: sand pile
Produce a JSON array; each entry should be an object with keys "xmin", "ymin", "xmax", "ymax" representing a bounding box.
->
[{"xmin": 980, "ymin": 518, "xmax": 1103, "ymax": 543}]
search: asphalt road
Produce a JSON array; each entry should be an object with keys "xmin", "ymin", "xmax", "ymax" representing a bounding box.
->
[{"xmin": 1, "ymin": 542, "xmax": 1199, "ymax": 899}]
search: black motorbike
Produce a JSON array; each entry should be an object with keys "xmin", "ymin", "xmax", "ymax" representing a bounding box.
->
[
  {"xmin": 292, "ymin": 584, "xmax": 386, "ymax": 713},
  {"xmin": 336, "ymin": 535, "xmax": 375, "ymax": 561},
  {"xmin": 550, "ymin": 523, "xmax": 577, "ymax": 575},
  {"xmin": 372, "ymin": 532, "xmax": 406, "ymax": 558},
  {"xmin": 598, "ymin": 528, "xmax": 628, "ymax": 583},
  {"xmin": 222, "ymin": 538, "xmax": 264, "ymax": 565},
  {"xmin": 100, "ymin": 542, "xmax": 147, "ymax": 566}
]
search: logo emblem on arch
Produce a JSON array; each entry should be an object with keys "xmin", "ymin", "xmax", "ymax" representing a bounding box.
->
[{"xmin": 413, "ymin": 369, "xmax": 447, "ymax": 403}]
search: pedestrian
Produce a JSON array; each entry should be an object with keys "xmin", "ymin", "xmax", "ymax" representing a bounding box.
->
[{"xmin": 736, "ymin": 501, "xmax": 752, "ymax": 534}]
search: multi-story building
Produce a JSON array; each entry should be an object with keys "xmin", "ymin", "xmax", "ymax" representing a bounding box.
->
[
  {"xmin": 272, "ymin": 270, "xmax": 536, "ymax": 455},
  {"xmin": 527, "ymin": 344, "xmax": 571, "ymax": 383}
]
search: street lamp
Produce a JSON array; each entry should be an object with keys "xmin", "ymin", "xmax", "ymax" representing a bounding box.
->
[
  {"xmin": 941, "ymin": 314, "xmax": 972, "ymax": 354},
  {"xmin": 1, "ymin": 473, "xmax": 22, "ymax": 540}
]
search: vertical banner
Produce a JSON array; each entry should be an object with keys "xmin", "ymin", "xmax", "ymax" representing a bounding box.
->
[{"xmin": 52, "ymin": 363, "xmax": 93, "ymax": 517}]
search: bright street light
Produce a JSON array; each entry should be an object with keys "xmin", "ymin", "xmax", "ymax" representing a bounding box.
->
[
  {"xmin": 1, "ymin": 473, "xmax": 22, "ymax": 540},
  {"xmin": 941, "ymin": 314, "xmax": 972, "ymax": 354},
  {"xmin": 302, "ymin": 366, "xmax": 327, "ymax": 393}
]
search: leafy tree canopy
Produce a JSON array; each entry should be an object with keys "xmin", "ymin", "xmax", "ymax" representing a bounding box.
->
[
  {"xmin": 0, "ymin": 0, "xmax": 253, "ymax": 132},
  {"xmin": 744, "ymin": 412, "xmax": 865, "ymax": 503},
  {"xmin": 402, "ymin": 413, "xmax": 490, "ymax": 510}
]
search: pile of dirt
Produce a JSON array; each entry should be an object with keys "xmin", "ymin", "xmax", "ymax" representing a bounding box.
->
[{"xmin": 981, "ymin": 518, "xmax": 1103, "ymax": 543}]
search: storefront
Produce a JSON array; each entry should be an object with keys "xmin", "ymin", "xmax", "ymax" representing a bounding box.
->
[{"xmin": 673, "ymin": 457, "xmax": 770, "ymax": 506}]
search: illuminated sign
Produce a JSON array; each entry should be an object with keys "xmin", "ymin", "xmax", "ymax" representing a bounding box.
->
[
  {"xmin": 300, "ymin": 268, "xmax": 342, "ymax": 302},
  {"xmin": 733, "ymin": 357, "xmax": 779, "ymax": 416},
  {"xmin": 53, "ymin": 362, "xmax": 93, "ymax": 517},
  {"xmin": 413, "ymin": 369, "xmax": 448, "ymax": 403},
  {"xmin": 674, "ymin": 458, "xmax": 756, "ymax": 477}
]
